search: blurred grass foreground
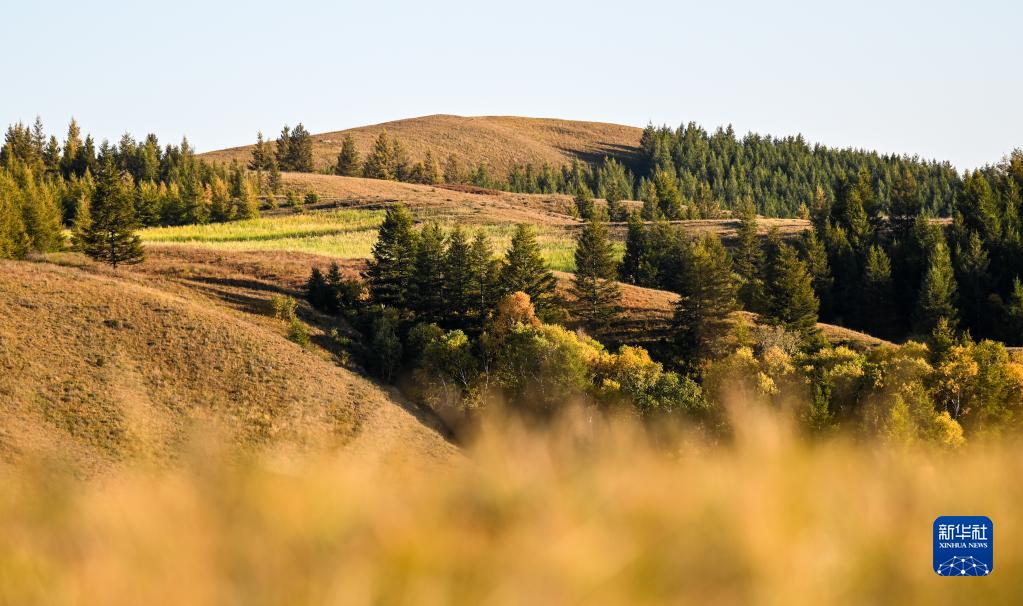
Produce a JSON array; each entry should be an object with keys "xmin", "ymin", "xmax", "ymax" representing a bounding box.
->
[{"xmin": 2, "ymin": 404, "xmax": 1020, "ymax": 605}]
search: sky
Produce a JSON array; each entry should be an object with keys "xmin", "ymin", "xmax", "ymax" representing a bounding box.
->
[{"xmin": 2, "ymin": 0, "xmax": 1020, "ymax": 170}]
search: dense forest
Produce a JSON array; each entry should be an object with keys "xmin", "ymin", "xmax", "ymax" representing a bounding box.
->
[
  {"xmin": 266, "ymin": 122, "xmax": 964, "ymax": 221},
  {"xmin": 0, "ymin": 117, "xmax": 262, "ymax": 261}
]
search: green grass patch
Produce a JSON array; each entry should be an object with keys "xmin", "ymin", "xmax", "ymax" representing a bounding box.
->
[{"xmin": 140, "ymin": 209, "xmax": 621, "ymax": 272}]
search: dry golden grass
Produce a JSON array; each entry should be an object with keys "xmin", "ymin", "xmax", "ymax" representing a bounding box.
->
[
  {"xmin": 1, "ymin": 406, "xmax": 1019, "ymax": 605},
  {"xmin": 201, "ymin": 114, "xmax": 645, "ymax": 176},
  {"xmin": 0, "ymin": 255, "xmax": 456, "ymax": 474}
]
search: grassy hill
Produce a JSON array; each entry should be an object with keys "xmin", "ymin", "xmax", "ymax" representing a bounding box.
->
[
  {"xmin": 201, "ymin": 114, "xmax": 646, "ymax": 175},
  {"xmin": 0, "ymin": 253, "xmax": 457, "ymax": 473}
]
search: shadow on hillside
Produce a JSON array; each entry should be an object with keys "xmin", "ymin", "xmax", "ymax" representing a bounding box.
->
[{"xmin": 557, "ymin": 142, "xmax": 643, "ymax": 171}]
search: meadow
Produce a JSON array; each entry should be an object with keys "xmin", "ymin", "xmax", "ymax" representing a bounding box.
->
[
  {"xmin": 139, "ymin": 209, "xmax": 617, "ymax": 272},
  {"xmin": 1, "ymin": 406, "xmax": 1018, "ymax": 605}
]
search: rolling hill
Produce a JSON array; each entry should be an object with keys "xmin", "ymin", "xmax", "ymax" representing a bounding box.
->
[
  {"xmin": 0, "ymin": 253, "xmax": 458, "ymax": 474},
  {"xmin": 201, "ymin": 114, "xmax": 646, "ymax": 175}
]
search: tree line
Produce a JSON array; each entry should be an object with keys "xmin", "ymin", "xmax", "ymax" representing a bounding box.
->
[
  {"xmin": 307, "ymin": 201, "xmax": 1023, "ymax": 443},
  {"xmin": 636, "ymin": 122, "xmax": 962, "ymax": 218},
  {"xmin": 0, "ymin": 117, "xmax": 266, "ymax": 261}
]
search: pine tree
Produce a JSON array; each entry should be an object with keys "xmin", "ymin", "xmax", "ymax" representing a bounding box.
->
[
  {"xmin": 249, "ymin": 131, "xmax": 272, "ymax": 171},
  {"xmin": 638, "ymin": 177, "xmax": 660, "ymax": 220},
  {"xmin": 597, "ymin": 157, "xmax": 632, "ymax": 222},
  {"xmin": 654, "ymin": 169, "xmax": 683, "ymax": 220},
  {"xmin": 390, "ymin": 137, "xmax": 411, "ymax": 182},
  {"xmin": 363, "ymin": 132, "xmax": 394, "ymax": 180},
  {"xmin": 334, "ymin": 134, "xmax": 360, "ymax": 176},
  {"xmin": 76, "ymin": 159, "xmax": 144, "ymax": 268},
  {"xmin": 365, "ymin": 204, "xmax": 418, "ymax": 309},
  {"xmin": 275, "ymin": 125, "xmax": 292, "ymax": 171},
  {"xmin": 620, "ymin": 213, "xmax": 650, "ymax": 285},
  {"xmin": 953, "ymin": 231, "xmax": 990, "ymax": 335},
  {"xmin": 411, "ymin": 222, "xmax": 447, "ymax": 323},
  {"xmin": 267, "ymin": 158, "xmax": 282, "ymax": 194},
  {"xmin": 1005, "ymin": 277, "xmax": 1023, "ymax": 344},
  {"xmin": 467, "ymin": 230, "xmax": 500, "ymax": 328},
  {"xmin": 958, "ymin": 171, "xmax": 1001, "ymax": 243},
  {"xmin": 43, "ymin": 136, "xmax": 61, "ymax": 173},
  {"xmin": 764, "ymin": 242, "xmax": 819, "ymax": 335},
  {"xmin": 913, "ymin": 238, "xmax": 958, "ymax": 334},
  {"xmin": 888, "ymin": 165, "xmax": 922, "ymax": 240},
  {"xmin": 800, "ymin": 228, "xmax": 833, "ymax": 319},
  {"xmin": 499, "ymin": 224, "xmax": 559, "ymax": 317},
  {"xmin": 0, "ymin": 169, "xmax": 29, "ymax": 258},
  {"xmin": 444, "ymin": 226, "xmax": 474, "ymax": 327},
  {"xmin": 571, "ymin": 218, "xmax": 621, "ymax": 329},
  {"xmin": 673, "ymin": 234, "xmax": 738, "ymax": 364},
  {"xmin": 733, "ymin": 196, "xmax": 763, "ymax": 309},
  {"xmin": 60, "ymin": 118, "xmax": 83, "ymax": 178},
  {"xmin": 288, "ymin": 123, "xmax": 315, "ymax": 173},
  {"xmin": 861, "ymin": 244, "xmax": 897, "ymax": 337}
]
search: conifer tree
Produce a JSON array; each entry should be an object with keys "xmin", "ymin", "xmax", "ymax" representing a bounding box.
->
[
  {"xmin": 888, "ymin": 166, "xmax": 922, "ymax": 239},
  {"xmin": 411, "ymin": 222, "xmax": 448, "ymax": 323},
  {"xmin": 444, "ymin": 226, "xmax": 474, "ymax": 327},
  {"xmin": 638, "ymin": 177, "xmax": 660, "ymax": 220},
  {"xmin": 275, "ymin": 125, "xmax": 292, "ymax": 171},
  {"xmin": 267, "ymin": 158, "xmax": 282, "ymax": 194},
  {"xmin": 249, "ymin": 131, "xmax": 272, "ymax": 171},
  {"xmin": 365, "ymin": 204, "xmax": 418, "ymax": 309},
  {"xmin": 571, "ymin": 218, "xmax": 621, "ymax": 329},
  {"xmin": 597, "ymin": 157, "xmax": 632, "ymax": 222},
  {"xmin": 958, "ymin": 171, "xmax": 1001, "ymax": 243},
  {"xmin": 334, "ymin": 134, "xmax": 361, "ymax": 176},
  {"xmin": 913, "ymin": 238, "xmax": 958, "ymax": 334},
  {"xmin": 1005, "ymin": 277, "xmax": 1023, "ymax": 343},
  {"xmin": 953, "ymin": 231, "xmax": 990, "ymax": 334},
  {"xmin": 764, "ymin": 242, "xmax": 819, "ymax": 335},
  {"xmin": 467, "ymin": 230, "xmax": 500, "ymax": 328},
  {"xmin": 363, "ymin": 132, "xmax": 394, "ymax": 180},
  {"xmin": 43, "ymin": 136, "xmax": 61, "ymax": 173},
  {"xmin": 500, "ymin": 224, "xmax": 559, "ymax": 317},
  {"xmin": 0, "ymin": 169, "xmax": 29, "ymax": 258},
  {"xmin": 733, "ymin": 196, "xmax": 763, "ymax": 309},
  {"xmin": 76, "ymin": 159, "xmax": 144, "ymax": 268},
  {"xmin": 287, "ymin": 124, "xmax": 315, "ymax": 173},
  {"xmin": 620, "ymin": 213, "xmax": 650, "ymax": 285},
  {"xmin": 390, "ymin": 137, "xmax": 411, "ymax": 181},
  {"xmin": 420, "ymin": 150, "xmax": 440, "ymax": 185},
  {"xmin": 60, "ymin": 118, "xmax": 82, "ymax": 178},
  {"xmin": 673, "ymin": 234, "xmax": 738, "ymax": 364},
  {"xmin": 800, "ymin": 228, "xmax": 833, "ymax": 319},
  {"xmin": 861, "ymin": 244, "xmax": 897, "ymax": 337},
  {"xmin": 653, "ymin": 169, "xmax": 683, "ymax": 220}
]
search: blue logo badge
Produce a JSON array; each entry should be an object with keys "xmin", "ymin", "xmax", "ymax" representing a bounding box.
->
[{"xmin": 933, "ymin": 516, "xmax": 993, "ymax": 576}]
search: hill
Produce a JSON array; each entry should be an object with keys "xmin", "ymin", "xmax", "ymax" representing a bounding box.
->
[
  {"xmin": 201, "ymin": 114, "xmax": 645, "ymax": 176},
  {"xmin": 0, "ymin": 254, "xmax": 457, "ymax": 474}
]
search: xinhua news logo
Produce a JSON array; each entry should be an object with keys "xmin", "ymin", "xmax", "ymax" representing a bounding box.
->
[{"xmin": 933, "ymin": 516, "xmax": 993, "ymax": 576}]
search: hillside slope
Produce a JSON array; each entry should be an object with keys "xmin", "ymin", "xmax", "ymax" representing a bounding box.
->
[
  {"xmin": 201, "ymin": 114, "xmax": 645, "ymax": 176},
  {"xmin": 0, "ymin": 257, "xmax": 457, "ymax": 474}
]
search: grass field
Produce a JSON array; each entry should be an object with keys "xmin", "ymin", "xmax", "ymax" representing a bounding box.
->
[
  {"xmin": 140, "ymin": 210, "xmax": 612, "ymax": 272},
  {"xmin": 2, "ymin": 408, "xmax": 1019, "ymax": 605}
]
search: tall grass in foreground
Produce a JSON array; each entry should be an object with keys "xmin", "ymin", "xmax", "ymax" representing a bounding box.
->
[
  {"xmin": 139, "ymin": 211, "xmax": 608, "ymax": 271},
  {"xmin": 1, "ymin": 405, "xmax": 1019, "ymax": 605}
]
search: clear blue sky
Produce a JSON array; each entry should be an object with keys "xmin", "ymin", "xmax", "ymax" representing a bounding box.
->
[{"xmin": 2, "ymin": 0, "xmax": 1020, "ymax": 169}]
